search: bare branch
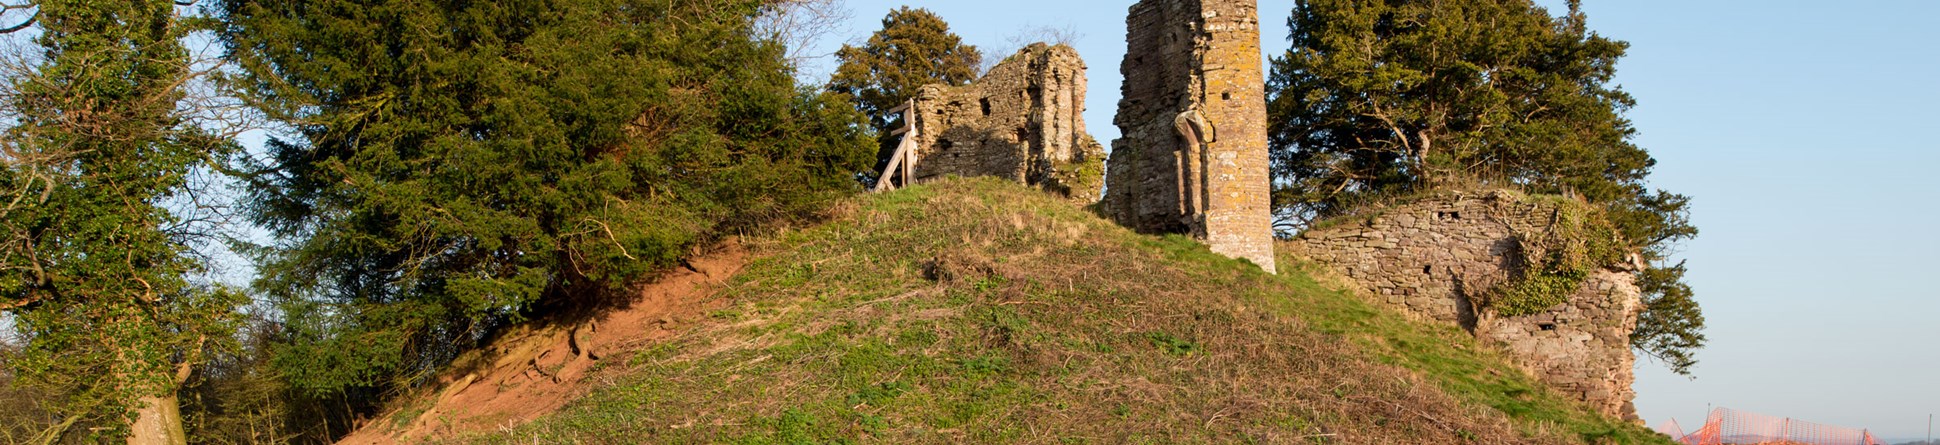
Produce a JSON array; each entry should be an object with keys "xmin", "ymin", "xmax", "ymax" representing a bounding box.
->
[
  {"xmin": 981, "ymin": 23, "xmax": 1083, "ymax": 74},
  {"xmin": 0, "ymin": 2, "xmax": 34, "ymax": 34},
  {"xmin": 751, "ymin": 0, "xmax": 852, "ymax": 73},
  {"xmin": 0, "ymin": 9, "xmax": 33, "ymax": 34}
]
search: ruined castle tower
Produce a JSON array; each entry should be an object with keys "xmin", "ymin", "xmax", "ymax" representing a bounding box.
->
[
  {"xmin": 1103, "ymin": 0, "xmax": 1276, "ymax": 273},
  {"xmin": 894, "ymin": 44, "xmax": 1105, "ymax": 202}
]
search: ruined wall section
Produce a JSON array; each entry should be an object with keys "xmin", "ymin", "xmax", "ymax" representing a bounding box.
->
[
  {"xmin": 1284, "ymin": 191, "xmax": 1644, "ymax": 419},
  {"xmin": 1103, "ymin": 0, "xmax": 1275, "ymax": 273},
  {"xmin": 1490, "ymin": 270, "xmax": 1641, "ymax": 420},
  {"xmin": 906, "ymin": 44, "xmax": 1104, "ymax": 202}
]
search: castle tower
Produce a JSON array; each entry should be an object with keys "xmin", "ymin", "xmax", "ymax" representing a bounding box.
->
[
  {"xmin": 1104, "ymin": 0, "xmax": 1276, "ymax": 273},
  {"xmin": 899, "ymin": 44, "xmax": 1104, "ymax": 202}
]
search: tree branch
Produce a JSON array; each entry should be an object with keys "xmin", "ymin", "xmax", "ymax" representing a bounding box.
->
[{"xmin": 0, "ymin": 9, "xmax": 33, "ymax": 34}]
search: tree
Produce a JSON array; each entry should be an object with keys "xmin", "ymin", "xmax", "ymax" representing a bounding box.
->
[
  {"xmin": 828, "ymin": 7, "xmax": 982, "ymax": 136},
  {"xmin": 1266, "ymin": 0, "xmax": 1704, "ymax": 374},
  {"xmin": 0, "ymin": 0, "xmax": 242, "ymax": 442},
  {"xmin": 1634, "ymin": 261, "xmax": 1704, "ymax": 373},
  {"xmin": 752, "ymin": 0, "xmax": 853, "ymax": 73},
  {"xmin": 215, "ymin": 0, "xmax": 872, "ymax": 418},
  {"xmin": 982, "ymin": 23, "xmax": 1082, "ymax": 74}
]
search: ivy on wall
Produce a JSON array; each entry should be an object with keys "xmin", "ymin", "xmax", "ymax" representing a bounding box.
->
[{"xmin": 1487, "ymin": 198, "xmax": 1626, "ymax": 317}]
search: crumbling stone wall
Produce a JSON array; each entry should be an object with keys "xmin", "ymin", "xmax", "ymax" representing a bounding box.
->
[
  {"xmin": 905, "ymin": 44, "xmax": 1104, "ymax": 202},
  {"xmin": 1490, "ymin": 270, "xmax": 1641, "ymax": 420},
  {"xmin": 1284, "ymin": 191, "xmax": 1644, "ymax": 419},
  {"xmin": 1102, "ymin": 0, "xmax": 1276, "ymax": 273}
]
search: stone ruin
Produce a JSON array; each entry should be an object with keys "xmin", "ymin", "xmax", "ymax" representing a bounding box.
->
[
  {"xmin": 1102, "ymin": 0, "xmax": 1277, "ymax": 273},
  {"xmin": 1283, "ymin": 191, "xmax": 1645, "ymax": 419},
  {"xmin": 882, "ymin": 0, "xmax": 1276, "ymax": 274},
  {"xmin": 879, "ymin": 0, "xmax": 1644, "ymax": 419},
  {"xmin": 888, "ymin": 43, "xmax": 1105, "ymax": 202}
]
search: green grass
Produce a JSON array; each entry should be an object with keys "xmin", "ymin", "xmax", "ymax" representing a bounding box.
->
[
  {"xmin": 466, "ymin": 177, "xmax": 1670, "ymax": 444},
  {"xmin": 1268, "ymin": 257, "xmax": 1655, "ymax": 443}
]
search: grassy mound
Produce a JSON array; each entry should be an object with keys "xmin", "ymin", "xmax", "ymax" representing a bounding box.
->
[{"xmin": 470, "ymin": 178, "xmax": 1669, "ymax": 444}]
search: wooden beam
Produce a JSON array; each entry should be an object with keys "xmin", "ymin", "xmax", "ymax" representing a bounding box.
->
[
  {"xmin": 874, "ymin": 150, "xmax": 903, "ymax": 192},
  {"xmin": 872, "ymin": 99, "xmax": 922, "ymax": 193}
]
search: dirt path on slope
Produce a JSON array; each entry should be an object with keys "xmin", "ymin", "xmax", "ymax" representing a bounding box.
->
[{"xmin": 336, "ymin": 243, "xmax": 749, "ymax": 444}]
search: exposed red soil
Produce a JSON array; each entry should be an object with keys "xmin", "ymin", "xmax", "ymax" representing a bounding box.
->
[{"xmin": 336, "ymin": 243, "xmax": 749, "ymax": 444}]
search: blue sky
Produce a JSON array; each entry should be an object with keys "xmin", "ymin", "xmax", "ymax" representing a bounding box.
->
[{"xmin": 802, "ymin": 0, "xmax": 1940, "ymax": 439}]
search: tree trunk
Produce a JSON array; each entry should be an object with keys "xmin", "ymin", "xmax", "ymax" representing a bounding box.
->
[{"xmin": 126, "ymin": 394, "xmax": 186, "ymax": 445}]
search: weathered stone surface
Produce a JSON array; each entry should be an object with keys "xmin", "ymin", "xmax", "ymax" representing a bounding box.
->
[
  {"xmin": 1102, "ymin": 0, "xmax": 1276, "ymax": 273},
  {"xmin": 1284, "ymin": 191, "xmax": 1643, "ymax": 419},
  {"xmin": 905, "ymin": 44, "xmax": 1104, "ymax": 202}
]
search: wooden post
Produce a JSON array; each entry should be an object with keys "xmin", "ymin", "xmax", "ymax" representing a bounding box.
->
[
  {"xmin": 876, "ymin": 144, "xmax": 905, "ymax": 192},
  {"xmin": 900, "ymin": 99, "xmax": 916, "ymax": 189},
  {"xmin": 903, "ymin": 120, "xmax": 916, "ymax": 187},
  {"xmin": 873, "ymin": 99, "xmax": 919, "ymax": 193}
]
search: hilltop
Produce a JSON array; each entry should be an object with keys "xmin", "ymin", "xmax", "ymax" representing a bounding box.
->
[{"xmin": 347, "ymin": 178, "xmax": 1670, "ymax": 444}]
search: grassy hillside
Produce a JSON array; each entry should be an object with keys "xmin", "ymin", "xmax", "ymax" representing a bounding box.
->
[{"xmin": 468, "ymin": 178, "xmax": 1670, "ymax": 444}]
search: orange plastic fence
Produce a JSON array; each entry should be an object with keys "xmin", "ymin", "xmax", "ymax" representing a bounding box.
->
[
  {"xmin": 1674, "ymin": 407, "xmax": 1883, "ymax": 445},
  {"xmin": 1659, "ymin": 418, "xmax": 1688, "ymax": 440}
]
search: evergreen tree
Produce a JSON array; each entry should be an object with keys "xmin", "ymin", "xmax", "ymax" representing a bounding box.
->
[
  {"xmin": 216, "ymin": 0, "xmax": 872, "ymax": 416},
  {"xmin": 828, "ymin": 7, "xmax": 982, "ymax": 135},
  {"xmin": 1634, "ymin": 261, "xmax": 1703, "ymax": 373},
  {"xmin": 1266, "ymin": 0, "xmax": 1703, "ymax": 374},
  {"xmin": 0, "ymin": 1, "xmax": 242, "ymax": 442}
]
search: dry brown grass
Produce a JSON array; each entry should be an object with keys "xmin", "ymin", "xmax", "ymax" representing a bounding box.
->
[{"xmin": 453, "ymin": 177, "xmax": 1665, "ymax": 444}]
